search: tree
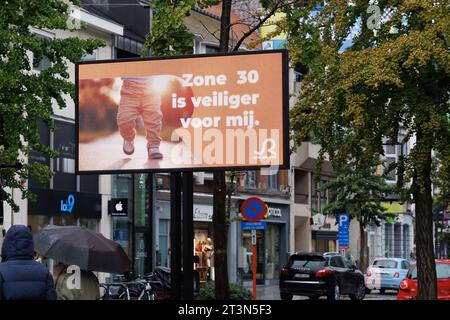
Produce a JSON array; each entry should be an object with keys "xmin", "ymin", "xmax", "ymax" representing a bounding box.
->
[
  {"xmin": 142, "ymin": 0, "xmax": 197, "ymax": 57},
  {"xmin": 0, "ymin": 0, "xmax": 103, "ymax": 211},
  {"xmin": 319, "ymin": 158, "xmax": 393, "ymax": 270},
  {"xmin": 288, "ymin": 1, "xmax": 449, "ymax": 299}
]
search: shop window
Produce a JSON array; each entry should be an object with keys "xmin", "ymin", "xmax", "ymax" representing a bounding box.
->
[
  {"xmin": 79, "ymin": 218, "xmax": 99, "ymax": 232},
  {"xmin": 28, "ymin": 215, "xmax": 51, "ymax": 234},
  {"xmin": 53, "ymin": 214, "xmax": 77, "ymax": 227},
  {"xmin": 265, "ymin": 224, "xmax": 280, "ymax": 280},
  {"xmin": 194, "ymin": 227, "xmax": 214, "ymax": 282},
  {"xmin": 112, "ymin": 174, "xmax": 133, "ymax": 257},
  {"xmin": 158, "ymin": 220, "xmax": 169, "ymax": 267},
  {"xmin": 242, "ymin": 230, "xmax": 264, "ymax": 283},
  {"xmin": 134, "ymin": 174, "xmax": 149, "ymax": 227}
]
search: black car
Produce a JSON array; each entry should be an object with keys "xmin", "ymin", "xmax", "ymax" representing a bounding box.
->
[{"xmin": 279, "ymin": 252, "xmax": 366, "ymax": 300}]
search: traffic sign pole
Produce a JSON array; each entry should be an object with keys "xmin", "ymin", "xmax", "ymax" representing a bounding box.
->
[{"xmin": 251, "ymin": 229, "xmax": 257, "ymax": 300}]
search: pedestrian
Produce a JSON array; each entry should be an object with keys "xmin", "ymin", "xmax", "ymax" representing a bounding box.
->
[
  {"xmin": 0, "ymin": 225, "xmax": 56, "ymax": 300},
  {"xmin": 117, "ymin": 76, "xmax": 164, "ymax": 159},
  {"xmin": 344, "ymin": 250, "xmax": 355, "ymax": 267},
  {"xmin": 53, "ymin": 263, "xmax": 100, "ymax": 300}
]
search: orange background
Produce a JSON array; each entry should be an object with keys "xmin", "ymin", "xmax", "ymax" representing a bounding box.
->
[{"xmin": 78, "ymin": 52, "xmax": 284, "ymax": 168}]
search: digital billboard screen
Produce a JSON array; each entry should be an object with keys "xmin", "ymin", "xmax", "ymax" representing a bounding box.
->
[{"xmin": 76, "ymin": 50, "xmax": 288, "ymax": 173}]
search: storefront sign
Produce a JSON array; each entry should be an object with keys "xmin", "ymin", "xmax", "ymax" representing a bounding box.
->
[
  {"xmin": 267, "ymin": 207, "xmax": 282, "ymax": 218},
  {"xmin": 76, "ymin": 50, "xmax": 289, "ymax": 173},
  {"xmin": 60, "ymin": 194, "xmax": 75, "ymax": 213},
  {"xmin": 193, "ymin": 204, "xmax": 213, "ymax": 222},
  {"xmin": 109, "ymin": 198, "xmax": 128, "ymax": 217},
  {"xmin": 242, "ymin": 221, "xmax": 267, "ymax": 230},
  {"xmin": 28, "ymin": 188, "xmax": 101, "ymax": 219}
]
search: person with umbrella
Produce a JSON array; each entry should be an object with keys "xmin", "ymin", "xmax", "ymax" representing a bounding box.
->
[
  {"xmin": 53, "ymin": 263, "xmax": 100, "ymax": 300},
  {"xmin": 0, "ymin": 225, "xmax": 56, "ymax": 300},
  {"xmin": 34, "ymin": 225, "xmax": 131, "ymax": 300}
]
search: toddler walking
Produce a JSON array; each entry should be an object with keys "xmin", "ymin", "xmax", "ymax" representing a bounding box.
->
[{"xmin": 117, "ymin": 76, "xmax": 163, "ymax": 159}]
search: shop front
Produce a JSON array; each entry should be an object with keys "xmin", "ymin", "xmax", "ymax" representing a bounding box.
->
[
  {"xmin": 28, "ymin": 187, "xmax": 102, "ymax": 233},
  {"xmin": 237, "ymin": 202, "xmax": 289, "ymax": 285},
  {"xmin": 155, "ymin": 200, "xmax": 215, "ymax": 282}
]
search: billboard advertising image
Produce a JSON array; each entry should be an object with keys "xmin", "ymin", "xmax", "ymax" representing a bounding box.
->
[{"xmin": 76, "ymin": 50, "xmax": 288, "ymax": 173}]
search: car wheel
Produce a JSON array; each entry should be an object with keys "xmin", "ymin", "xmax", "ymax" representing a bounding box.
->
[
  {"xmin": 327, "ymin": 284, "xmax": 341, "ymax": 301},
  {"xmin": 379, "ymin": 288, "xmax": 386, "ymax": 294},
  {"xmin": 280, "ymin": 292, "xmax": 293, "ymax": 300},
  {"xmin": 350, "ymin": 282, "xmax": 366, "ymax": 301}
]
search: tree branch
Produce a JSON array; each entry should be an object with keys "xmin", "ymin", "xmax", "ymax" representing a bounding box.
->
[
  {"xmin": 197, "ymin": 19, "xmax": 221, "ymax": 42},
  {"xmin": 231, "ymin": 1, "xmax": 295, "ymax": 52}
]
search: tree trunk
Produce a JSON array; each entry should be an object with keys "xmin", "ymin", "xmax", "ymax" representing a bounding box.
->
[
  {"xmin": 213, "ymin": 171, "xmax": 229, "ymax": 299},
  {"xmin": 358, "ymin": 222, "xmax": 368, "ymax": 272},
  {"xmin": 212, "ymin": 1, "xmax": 232, "ymax": 299},
  {"xmin": 413, "ymin": 129, "xmax": 437, "ymax": 300}
]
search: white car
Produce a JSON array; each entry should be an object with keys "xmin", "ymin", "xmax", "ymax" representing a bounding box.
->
[{"xmin": 365, "ymin": 258, "xmax": 411, "ymax": 294}]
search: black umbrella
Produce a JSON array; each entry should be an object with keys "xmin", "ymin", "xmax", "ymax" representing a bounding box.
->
[{"xmin": 34, "ymin": 225, "xmax": 131, "ymax": 274}]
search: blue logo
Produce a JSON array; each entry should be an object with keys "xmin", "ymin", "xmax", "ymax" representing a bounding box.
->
[{"xmin": 61, "ymin": 194, "xmax": 75, "ymax": 213}]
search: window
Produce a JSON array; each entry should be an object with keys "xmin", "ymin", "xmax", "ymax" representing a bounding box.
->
[
  {"xmin": 410, "ymin": 263, "xmax": 450, "ymax": 280},
  {"xmin": 205, "ymin": 45, "xmax": 219, "ymax": 53},
  {"xmin": 401, "ymin": 261, "xmax": 410, "ymax": 270},
  {"xmin": 158, "ymin": 220, "xmax": 169, "ymax": 267},
  {"xmin": 267, "ymin": 173, "xmax": 278, "ymax": 190},
  {"xmin": 311, "ymin": 179, "xmax": 329, "ymax": 213},
  {"xmin": 436, "ymin": 263, "xmax": 450, "ymax": 279},
  {"xmin": 374, "ymin": 259, "xmax": 398, "ymax": 269},
  {"xmin": 33, "ymin": 33, "xmax": 52, "ymax": 71},
  {"xmin": 386, "ymin": 157, "xmax": 396, "ymax": 181},
  {"xmin": 244, "ymin": 171, "xmax": 256, "ymax": 189},
  {"xmin": 290, "ymin": 257, "xmax": 326, "ymax": 269},
  {"xmin": 81, "ymin": 51, "xmax": 97, "ymax": 61},
  {"xmin": 53, "ymin": 120, "xmax": 76, "ymax": 191},
  {"xmin": 330, "ymin": 256, "xmax": 345, "ymax": 268},
  {"xmin": 385, "ymin": 144, "xmax": 396, "ymax": 155}
]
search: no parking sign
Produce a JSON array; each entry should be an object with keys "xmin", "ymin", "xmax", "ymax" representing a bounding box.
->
[{"xmin": 240, "ymin": 197, "xmax": 267, "ymax": 222}]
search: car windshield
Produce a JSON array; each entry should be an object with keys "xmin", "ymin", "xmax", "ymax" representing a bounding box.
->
[
  {"xmin": 290, "ymin": 256, "xmax": 326, "ymax": 269},
  {"xmin": 373, "ymin": 260, "xmax": 398, "ymax": 269},
  {"xmin": 409, "ymin": 263, "xmax": 450, "ymax": 280}
]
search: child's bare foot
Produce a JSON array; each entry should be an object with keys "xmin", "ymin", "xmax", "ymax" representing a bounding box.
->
[
  {"xmin": 123, "ymin": 140, "xmax": 134, "ymax": 155},
  {"xmin": 148, "ymin": 147, "xmax": 163, "ymax": 159}
]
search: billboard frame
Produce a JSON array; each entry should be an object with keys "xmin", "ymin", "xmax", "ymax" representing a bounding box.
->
[{"xmin": 75, "ymin": 49, "xmax": 289, "ymax": 175}]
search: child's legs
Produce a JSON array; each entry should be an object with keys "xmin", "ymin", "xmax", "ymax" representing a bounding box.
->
[
  {"xmin": 142, "ymin": 94, "xmax": 162, "ymax": 148},
  {"xmin": 117, "ymin": 85, "xmax": 140, "ymax": 142}
]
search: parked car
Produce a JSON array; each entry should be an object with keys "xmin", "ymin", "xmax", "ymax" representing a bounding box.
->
[
  {"xmin": 365, "ymin": 258, "xmax": 411, "ymax": 294},
  {"xmin": 279, "ymin": 252, "xmax": 366, "ymax": 300},
  {"xmin": 397, "ymin": 260, "xmax": 450, "ymax": 300}
]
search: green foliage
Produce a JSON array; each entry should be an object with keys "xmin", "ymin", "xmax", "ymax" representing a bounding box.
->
[
  {"xmin": 287, "ymin": 1, "xmax": 449, "ymax": 197},
  {"xmin": 142, "ymin": 0, "xmax": 195, "ymax": 57},
  {"xmin": 198, "ymin": 281, "xmax": 253, "ymax": 300},
  {"xmin": 432, "ymin": 153, "xmax": 450, "ymax": 211},
  {"xmin": 142, "ymin": 0, "xmax": 221, "ymax": 57},
  {"xmin": 0, "ymin": 0, "xmax": 104, "ymax": 211},
  {"xmin": 319, "ymin": 158, "xmax": 394, "ymax": 227}
]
